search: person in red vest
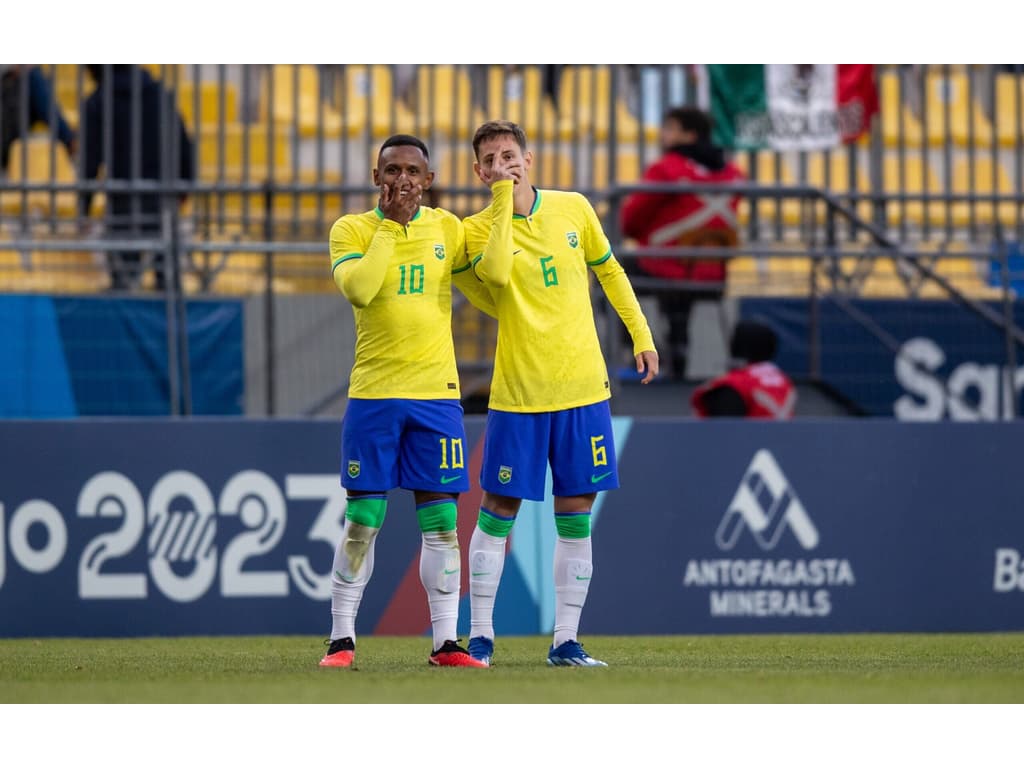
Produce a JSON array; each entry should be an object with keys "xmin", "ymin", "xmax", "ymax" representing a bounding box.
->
[
  {"xmin": 621, "ymin": 106, "xmax": 745, "ymax": 380},
  {"xmin": 692, "ymin": 320, "xmax": 796, "ymax": 418}
]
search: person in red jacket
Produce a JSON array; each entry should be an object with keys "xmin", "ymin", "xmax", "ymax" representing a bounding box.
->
[
  {"xmin": 621, "ymin": 106, "xmax": 744, "ymax": 380},
  {"xmin": 692, "ymin": 320, "xmax": 796, "ymax": 418}
]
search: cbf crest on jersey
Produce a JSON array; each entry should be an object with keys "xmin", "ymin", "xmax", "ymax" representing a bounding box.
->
[
  {"xmin": 498, "ymin": 465, "xmax": 513, "ymax": 485},
  {"xmin": 434, "ymin": 244, "xmax": 446, "ymax": 260},
  {"xmin": 566, "ymin": 232, "xmax": 579, "ymax": 248},
  {"xmin": 347, "ymin": 460, "xmax": 361, "ymax": 479}
]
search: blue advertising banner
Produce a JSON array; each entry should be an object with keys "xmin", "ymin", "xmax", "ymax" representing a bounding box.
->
[
  {"xmin": 589, "ymin": 420, "xmax": 1024, "ymax": 634},
  {"xmin": 741, "ymin": 297, "xmax": 1024, "ymax": 419},
  {"xmin": 1, "ymin": 419, "xmax": 1022, "ymax": 637}
]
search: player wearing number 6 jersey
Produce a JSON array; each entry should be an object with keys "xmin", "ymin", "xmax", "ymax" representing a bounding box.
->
[
  {"xmin": 320, "ymin": 134, "xmax": 494, "ymax": 669},
  {"xmin": 462, "ymin": 121, "xmax": 659, "ymax": 668}
]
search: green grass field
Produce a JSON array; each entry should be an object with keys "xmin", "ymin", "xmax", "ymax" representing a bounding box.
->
[{"xmin": 2, "ymin": 633, "xmax": 1023, "ymax": 703}]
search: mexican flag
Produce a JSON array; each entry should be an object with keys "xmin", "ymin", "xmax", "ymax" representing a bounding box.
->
[{"xmin": 704, "ymin": 65, "xmax": 879, "ymax": 151}]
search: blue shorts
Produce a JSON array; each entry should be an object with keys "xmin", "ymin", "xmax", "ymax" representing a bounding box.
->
[
  {"xmin": 480, "ymin": 400, "xmax": 618, "ymax": 501},
  {"xmin": 341, "ymin": 398, "xmax": 470, "ymax": 493}
]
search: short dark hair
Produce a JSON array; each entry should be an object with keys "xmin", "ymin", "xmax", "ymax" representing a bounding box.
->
[
  {"xmin": 472, "ymin": 120, "xmax": 527, "ymax": 159},
  {"xmin": 730, "ymin": 321, "xmax": 778, "ymax": 363},
  {"xmin": 378, "ymin": 134, "xmax": 430, "ymax": 162},
  {"xmin": 663, "ymin": 106, "xmax": 713, "ymax": 144}
]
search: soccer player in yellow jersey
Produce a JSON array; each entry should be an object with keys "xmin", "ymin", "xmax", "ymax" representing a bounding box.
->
[
  {"xmin": 319, "ymin": 134, "xmax": 492, "ymax": 669},
  {"xmin": 462, "ymin": 121, "xmax": 659, "ymax": 667}
]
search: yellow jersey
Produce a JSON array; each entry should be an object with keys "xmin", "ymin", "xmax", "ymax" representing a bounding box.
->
[
  {"xmin": 464, "ymin": 182, "xmax": 655, "ymax": 412},
  {"xmin": 329, "ymin": 206, "xmax": 479, "ymax": 400}
]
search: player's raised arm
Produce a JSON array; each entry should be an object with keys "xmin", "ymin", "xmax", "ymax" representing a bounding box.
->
[
  {"xmin": 471, "ymin": 151, "xmax": 516, "ymax": 288},
  {"xmin": 330, "ymin": 181, "xmax": 422, "ymax": 308}
]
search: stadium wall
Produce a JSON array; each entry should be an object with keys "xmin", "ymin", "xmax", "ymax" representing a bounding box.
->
[{"xmin": 1, "ymin": 418, "xmax": 1022, "ymax": 638}]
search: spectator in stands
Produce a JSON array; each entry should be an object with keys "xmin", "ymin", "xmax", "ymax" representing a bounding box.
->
[
  {"xmin": 79, "ymin": 64, "xmax": 194, "ymax": 292},
  {"xmin": 691, "ymin": 320, "xmax": 796, "ymax": 418},
  {"xmin": 0, "ymin": 65, "xmax": 76, "ymax": 173},
  {"xmin": 620, "ymin": 106, "xmax": 744, "ymax": 380}
]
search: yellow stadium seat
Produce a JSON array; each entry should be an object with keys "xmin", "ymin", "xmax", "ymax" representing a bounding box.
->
[
  {"xmin": 725, "ymin": 255, "xmax": 811, "ymax": 298},
  {"xmin": 338, "ymin": 65, "xmax": 415, "ymax": 137},
  {"xmin": 198, "ymin": 250, "xmax": 302, "ymax": 296},
  {"xmin": 264, "ymin": 65, "xmax": 346, "ymax": 138},
  {"xmin": 592, "ymin": 149, "xmax": 641, "ymax": 190},
  {"xmin": 557, "ymin": 65, "xmax": 640, "ymax": 143},
  {"xmin": 881, "ymin": 154, "xmax": 943, "ymax": 227},
  {"xmin": 0, "ymin": 243, "xmax": 105, "ymax": 294},
  {"xmin": 0, "ymin": 238, "xmax": 32, "ymax": 287},
  {"xmin": 805, "ymin": 150, "xmax": 872, "ymax": 221},
  {"xmin": 533, "ymin": 147, "xmax": 576, "ymax": 190},
  {"xmin": 178, "ymin": 80, "xmax": 239, "ymax": 128},
  {"xmin": 486, "ymin": 65, "xmax": 562, "ymax": 141},
  {"xmin": 0, "ymin": 137, "xmax": 79, "ymax": 218},
  {"xmin": 950, "ymin": 156, "xmax": 1020, "ymax": 228},
  {"xmin": 196, "ymin": 123, "xmax": 290, "ymax": 183},
  {"xmin": 859, "ymin": 256, "xmax": 907, "ymax": 297},
  {"xmin": 430, "ymin": 145, "xmax": 487, "ymax": 217},
  {"xmin": 141, "ymin": 65, "xmax": 186, "ymax": 83},
  {"xmin": 415, "ymin": 65, "xmax": 479, "ymax": 138},
  {"xmin": 48, "ymin": 64, "xmax": 89, "ymax": 129},
  {"xmin": 879, "ymin": 70, "xmax": 926, "ymax": 149},
  {"xmin": 994, "ymin": 74, "xmax": 1024, "ymax": 148},
  {"xmin": 922, "ymin": 72, "xmax": 994, "ymax": 149},
  {"xmin": 734, "ymin": 151, "xmax": 801, "ymax": 226}
]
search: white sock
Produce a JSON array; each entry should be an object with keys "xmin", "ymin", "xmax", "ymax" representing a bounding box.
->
[
  {"xmin": 553, "ymin": 536, "xmax": 593, "ymax": 648},
  {"xmin": 329, "ymin": 521, "xmax": 379, "ymax": 643},
  {"xmin": 469, "ymin": 526, "xmax": 507, "ymax": 641},
  {"xmin": 420, "ymin": 530, "xmax": 461, "ymax": 651}
]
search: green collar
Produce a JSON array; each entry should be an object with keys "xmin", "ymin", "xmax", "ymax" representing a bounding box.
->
[
  {"xmin": 513, "ymin": 187, "xmax": 541, "ymax": 220},
  {"xmin": 374, "ymin": 206, "xmax": 422, "ymax": 222}
]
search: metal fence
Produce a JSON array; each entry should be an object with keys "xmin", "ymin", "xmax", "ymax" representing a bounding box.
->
[{"xmin": 1, "ymin": 64, "xmax": 1023, "ymax": 417}]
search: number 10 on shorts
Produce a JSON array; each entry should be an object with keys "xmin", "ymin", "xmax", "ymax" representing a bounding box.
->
[{"xmin": 439, "ymin": 437, "xmax": 464, "ymax": 470}]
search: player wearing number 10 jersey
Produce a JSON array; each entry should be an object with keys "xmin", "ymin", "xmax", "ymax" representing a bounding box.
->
[
  {"xmin": 461, "ymin": 120, "xmax": 659, "ymax": 668},
  {"xmin": 320, "ymin": 134, "xmax": 493, "ymax": 670}
]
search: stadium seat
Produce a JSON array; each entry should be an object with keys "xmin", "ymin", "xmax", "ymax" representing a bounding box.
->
[
  {"xmin": 196, "ymin": 123, "xmax": 290, "ymax": 183},
  {"xmin": 949, "ymin": 156, "xmax": 1019, "ymax": 228},
  {"xmin": 195, "ymin": 250, "xmax": 305, "ymax": 295},
  {"xmin": 858, "ymin": 256, "xmax": 907, "ymax": 297},
  {"xmin": 805, "ymin": 149, "xmax": 872, "ymax": 223},
  {"xmin": 533, "ymin": 146, "xmax": 576, "ymax": 190},
  {"xmin": 592, "ymin": 149, "xmax": 641, "ymax": 191},
  {"xmin": 879, "ymin": 70, "xmax": 926, "ymax": 149},
  {"xmin": 0, "ymin": 137, "xmax": 79, "ymax": 219},
  {"xmin": 994, "ymin": 73, "xmax": 1024, "ymax": 148},
  {"xmin": 734, "ymin": 151, "xmax": 801, "ymax": 226},
  {"xmin": 264, "ymin": 65, "xmax": 346, "ymax": 139},
  {"xmin": 337, "ymin": 65, "xmax": 415, "ymax": 138},
  {"xmin": 0, "ymin": 241, "xmax": 105, "ymax": 294},
  {"xmin": 881, "ymin": 154, "xmax": 943, "ymax": 227},
  {"xmin": 430, "ymin": 145, "xmax": 487, "ymax": 217},
  {"xmin": 48, "ymin": 63, "xmax": 88, "ymax": 129},
  {"xmin": 557, "ymin": 65, "xmax": 640, "ymax": 143},
  {"xmin": 415, "ymin": 65, "xmax": 480, "ymax": 139},
  {"xmin": 178, "ymin": 80, "xmax": 239, "ymax": 129},
  {"xmin": 922, "ymin": 72, "xmax": 994, "ymax": 149},
  {"xmin": 725, "ymin": 255, "xmax": 812, "ymax": 297},
  {"xmin": 486, "ymin": 65, "xmax": 562, "ymax": 141}
]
